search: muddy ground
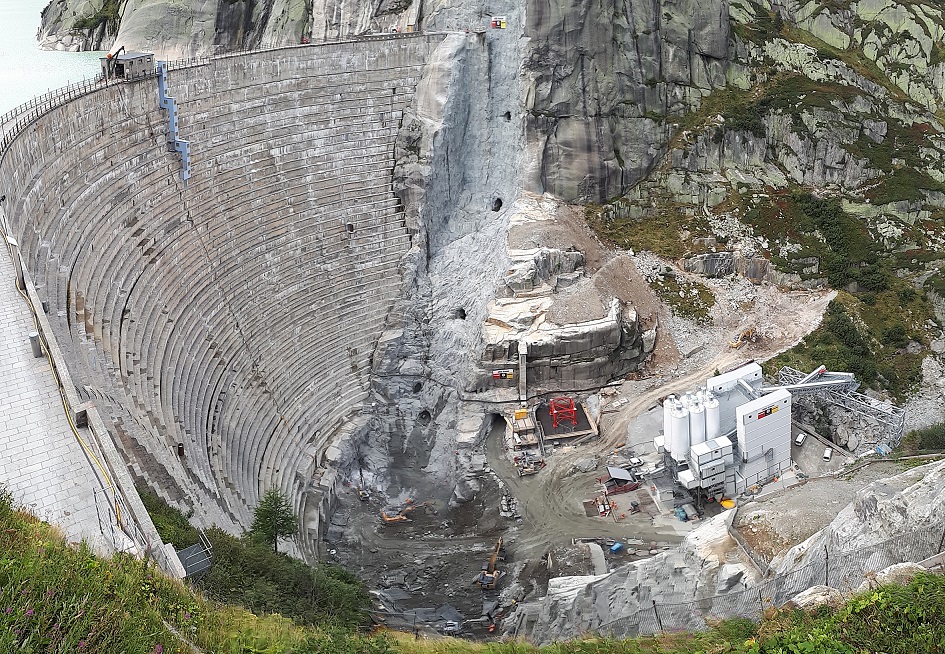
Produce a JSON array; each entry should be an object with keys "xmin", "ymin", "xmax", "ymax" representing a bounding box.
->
[
  {"xmin": 325, "ymin": 206, "xmax": 858, "ymax": 639},
  {"xmin": 328, "ymin": 417, "xmax": 684, "ymax": 637}
]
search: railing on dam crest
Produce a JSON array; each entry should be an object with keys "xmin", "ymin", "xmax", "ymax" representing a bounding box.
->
[{"xmin": 0, "ymin": 30, "xmax": 447, "ymax": 158}]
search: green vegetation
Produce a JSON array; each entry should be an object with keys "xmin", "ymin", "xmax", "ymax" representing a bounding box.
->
[
  {"xmin": 251, "ymin": 487, "xmax": 299, "ymax": 553},
  {"xmin": 10, "ymin": 485, "xmax": 945, "ymax": 652},
  {"xmin": 584, "ymin": 203, "xmax": 686, "ymax": 259},
  {"xmin": 716, "ymin": 73, "xmax": 861, "ymax": 138},
  {"xmin": 138, "ymin": 487, "xmax": 369, "ymax": 629},
  {"xmin": 902, "ymin": 421, "xmax": 945, "ymax": 453},
  {"xmin": 0, "ymin": 486, "xmax": 387, "ymax": 653},
  {"xmin": 73, "ymin": 0, "xmax": 121, "ymax": 35},
  {"xmin": 9, "ymin": 481, "xmax": 945, "ymax": 653},
  {"xmin": 744, "ymin": 190, "xmax": 932, "ymax": 399},
  {"xmin": 765, "ymin": 293, "xmax": 928, "ymax": 400},
  {"xmin": 650, "ymin": 273, "xmax": 716, "ymax": 324}
]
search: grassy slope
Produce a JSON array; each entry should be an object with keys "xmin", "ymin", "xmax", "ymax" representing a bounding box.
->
[{"xmin": 5, "ymin": 487, "xmax": 945, "ymax": 653}]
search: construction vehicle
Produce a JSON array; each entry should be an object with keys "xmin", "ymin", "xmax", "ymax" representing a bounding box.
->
[
  {"xmin": 380, "ymin": 499, "xmax": 427, "ymax": 523},
  {"xmin": 515, "ymin": 452, "xmax": 546, "ymax": 476},
  {"xmin": 103, "ymin": 46, "xmax": 125, "ymax": 79},
  {"xmin": 729, "ymin": 327, "xmax": 756, "ymax": 349},
  {"xmin": 474, "ymin": 538, "xmax": 506, "ymax": 589}
]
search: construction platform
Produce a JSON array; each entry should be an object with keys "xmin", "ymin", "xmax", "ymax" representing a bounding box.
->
[{"xmin": 536, "ymin": 401, "xmax": 598, "ymax": 443}]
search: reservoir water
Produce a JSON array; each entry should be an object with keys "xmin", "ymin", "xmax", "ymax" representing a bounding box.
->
[{"xmin": 0, "ymin": 0, "xmax": 103, "ymax": 115}]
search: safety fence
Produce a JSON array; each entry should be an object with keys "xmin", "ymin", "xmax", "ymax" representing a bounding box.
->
[
  {"xmin": 0, "ymin": 76, "xmax": 106, "ymax": 153},
  {"xmin": 0, "ymin": 210, "xmax": 181, "ymax": 578},
  {"xmin": 597, "ymin": 518, "xmax": 945, "ymax": 637}
]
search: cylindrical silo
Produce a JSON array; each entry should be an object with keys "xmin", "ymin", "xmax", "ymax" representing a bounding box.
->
[
  {"xmin": 670, "ymin": 400, "xmax": 690, "ymax": 462},
  {"xmin": 680, "ymin": 393, "xmax": 693, "ymax": 408},
  {"xmin": 704, "ymin": 392, "xmax": 721, "ymax": 441},
  {"xmin": 689, "ymin": 399, "xmax": 706, "ymax": 446},
  {"xmin": 663, "ymin": 395, "xmax": 675, "ymax": 441}
]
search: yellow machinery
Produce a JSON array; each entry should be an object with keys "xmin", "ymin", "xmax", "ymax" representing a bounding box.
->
[
  {"xmin": 729, "ymin": 327, "xmax": 756, "ymax": 349},
  {"xmin": 474, "ymin": 538, "xmax": 507, "ymax": 589},
  {"xmin": 380, "ymin": 499, "xmax": 427, "ymax": 523}
]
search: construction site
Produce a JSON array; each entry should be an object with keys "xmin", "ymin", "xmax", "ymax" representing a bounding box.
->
[
  {"xmin": 3, "ymin": 4, "xmax": 943, "ymax": 645},
  {"xmin": 319, "ymin": 194, "xmax": 911, "ymax": 638}
]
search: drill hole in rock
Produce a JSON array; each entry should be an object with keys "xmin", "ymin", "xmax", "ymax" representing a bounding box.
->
[
  {"xmin": 413, "ymin": 382, "xmax": 423, "ymax": 393},
  {"xmin": 418, "ymin": 409, "xmax": 432, "ymax": 425},
  {"xmin": 492, "ymin": 198, "xmax": 503, "ymax": 212},
  {"xmin": 454, "ymin": 307, "xmax": 467, "ymax": 320},
  {"xmin": 503, "ymin": 111, "xmax": 511, "ymax": 121}
]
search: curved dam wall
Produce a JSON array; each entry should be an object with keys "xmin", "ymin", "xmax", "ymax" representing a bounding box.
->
[{"xmin": 0, "ymin": 35, "xmax": 444, "ymax": 540}]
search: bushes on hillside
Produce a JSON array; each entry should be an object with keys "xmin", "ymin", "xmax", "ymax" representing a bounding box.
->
[{"xmin": 138, "ymin": 487, "xmax": 370, "ymax": 629}]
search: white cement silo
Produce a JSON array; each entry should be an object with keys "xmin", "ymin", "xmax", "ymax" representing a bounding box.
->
[
  {"xmin": 704, "ymin": 392, "xmax": 721, "ymax": 441},
  {"xmin": 689, "ymin": 398, "xmax": 706, "ymax": 446},
  {"xmin": 663, "ymin": 395, "xmax": 675, "ymax": 441},
  {"xmin": 670, "ymin": 400, "xmax": 690, "ymax": 462}
]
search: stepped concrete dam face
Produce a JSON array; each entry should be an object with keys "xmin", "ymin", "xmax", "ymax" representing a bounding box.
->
[
  {"xmin": 0, "ymin": 35, "xmax": 457, "ymax": 554},
  {"xmin": 1, "ymin": 16, "xmax": 660, "ymax": 625}
]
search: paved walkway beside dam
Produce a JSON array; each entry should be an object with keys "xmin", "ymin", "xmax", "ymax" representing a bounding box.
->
[{"xmin": 0, "ymin": 247, "xmax": 109, "ymax": 552}]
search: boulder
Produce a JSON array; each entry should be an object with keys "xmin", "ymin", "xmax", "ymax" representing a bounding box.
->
[
  {"xmin": 781, "ymin": 585, "xmax": 846, "ymax": 609},
  {"xmin": 856, "ymin": 562, "xmax": 927, "ymax": 592}
]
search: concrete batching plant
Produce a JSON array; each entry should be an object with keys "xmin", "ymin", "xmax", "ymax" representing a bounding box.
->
[{"xmin": 656, "ymin": 362, "xmax": 794, "ymax": 501}]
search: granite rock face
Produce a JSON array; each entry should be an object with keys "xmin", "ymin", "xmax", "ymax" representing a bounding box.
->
[{"xmin": 524, "ymin": 0, "xmax": 730, "ymax": 202}]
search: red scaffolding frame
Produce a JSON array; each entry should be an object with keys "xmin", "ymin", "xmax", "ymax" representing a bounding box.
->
[{"xmin": 549, "ymin": 397, "xmax": 578, "ymax": 428}]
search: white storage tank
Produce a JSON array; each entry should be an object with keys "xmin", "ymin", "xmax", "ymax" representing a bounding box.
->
[
  {"xmin": 704, "ymin": 392, "xmax": 721, "ymax": 441},
  {"xmin": 689, "ymin": 398, "xmax": 706, "ymax": 446},
  {"xmin": 663, "ymin": 395, "xmax": 675, "ymax": 441},
  {"xmin": 670, "ymin": 400, "xmax": 690, "ymax": 462}
]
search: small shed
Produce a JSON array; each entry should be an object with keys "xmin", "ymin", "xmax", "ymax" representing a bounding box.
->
[
  {"xmin": 101, "ymin": 52, "xmax": 155, "ymax": 80},
  {"xmin": 602, "ymin": 466, "xmax": 640, "ymax": 495}
]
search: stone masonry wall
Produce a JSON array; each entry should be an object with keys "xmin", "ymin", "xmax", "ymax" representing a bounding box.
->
[{"xmin": 0, "ymin": 36, "xmax": 444, "ymax": 543}]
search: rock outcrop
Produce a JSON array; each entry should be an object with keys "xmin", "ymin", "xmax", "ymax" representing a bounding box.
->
[
  {"xmin": 524, "ymin": 0, "xmax": 730, "ymax": 202},
  {"xmin": 515, "ymin": 461, "xmax": 945, "ymax": 643}
]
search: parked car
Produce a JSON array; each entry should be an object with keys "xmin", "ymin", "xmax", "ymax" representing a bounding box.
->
[
  {"xmin": 794, "ymin": 432, "xmax": 807, "ymax": 447},
  {"xmin": 823, "ymin": 447, "xmax": 833, "ymax": 462}
]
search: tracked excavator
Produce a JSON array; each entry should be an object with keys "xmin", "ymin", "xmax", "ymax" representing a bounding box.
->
[
  {"xmin": 380, "ymin": 499, "xmax": 428, "ymax": 523},
  {"xmin": 729, "ymin": 327, "xmax": 756, "ymax": 349},
  {"xmin": 474, "ymin": 538, "xmax": 507, "ymax": 589}
]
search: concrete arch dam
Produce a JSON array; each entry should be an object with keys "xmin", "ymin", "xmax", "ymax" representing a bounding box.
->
[{"xmin": 0, "ymin": 35, "xmax": 446, "ymax": 550}]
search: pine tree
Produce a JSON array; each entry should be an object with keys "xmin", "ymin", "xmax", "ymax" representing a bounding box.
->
[{"xmin": 250, "ymin": 488, "xmax": 298, "ymax": 553}]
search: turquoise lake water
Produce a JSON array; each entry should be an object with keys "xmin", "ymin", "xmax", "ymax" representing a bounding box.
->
[{"xmin": 0, "ymin": 0, "xmax": 103, "ymax": 114}]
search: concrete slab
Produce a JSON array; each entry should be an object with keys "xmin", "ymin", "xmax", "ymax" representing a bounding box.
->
[
  {"xmin": 0, "ymin": 248, "xmax": 110, "ymax": 554},
  {"xmin": 537, "ymin": 400, "xmax": 596, "ymax": 442}
]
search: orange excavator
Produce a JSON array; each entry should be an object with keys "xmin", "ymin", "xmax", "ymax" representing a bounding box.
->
[
  {"xmin": 474, "ymin": 538, "xmax": 507, "ymax": 589},
  {"xmin": 380, "ymin": 499, "xmax": 428, "ymax": 523},
  {"xmin": 729, "ymin": 327, "xmax": 756, "ymax": 349}
]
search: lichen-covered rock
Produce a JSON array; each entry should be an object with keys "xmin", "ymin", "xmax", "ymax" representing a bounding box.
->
[
  {"xmin": 780, "ymin": 584, "xmax": 846, "ymax": 609},
  {"xmin": 856, "ymin": 562, "xmax": 927, "ymax": 592}
]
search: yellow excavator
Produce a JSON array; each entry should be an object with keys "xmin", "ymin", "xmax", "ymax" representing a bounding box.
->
[
  {"xmin": 380, "ymin": 499, "xmax": 428, "ymax": 523},
  {"xmin": 729, "ymin": 327, "xmax": 756, "ymax": 349},
  {"xmin": 474, "ymin": 538, "xmax": 507, "ymax": 589}
]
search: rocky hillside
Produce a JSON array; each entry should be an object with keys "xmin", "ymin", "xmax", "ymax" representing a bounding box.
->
[{"xmin": 38, "ymin": 1, "xmax": 945, "ymax": 405}]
